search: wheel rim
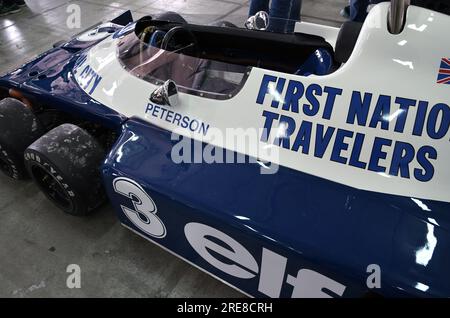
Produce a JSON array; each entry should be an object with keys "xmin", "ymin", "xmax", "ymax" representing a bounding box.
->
[
  {"xmin": 31, "ymin": 164, "xmax": 73, "ymax": 211},
  {"xmin": 0, "ymin": 155, "xmax": 13, "ymax": 177}
]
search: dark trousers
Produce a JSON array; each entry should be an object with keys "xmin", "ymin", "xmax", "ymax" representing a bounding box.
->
[
  {"xmin": 249, "ymin": 0, "xmax": 302, "ymax": 33},
  {"xmin": 350, "ymin": 0, "xmax": 386, "ymax": 22}
]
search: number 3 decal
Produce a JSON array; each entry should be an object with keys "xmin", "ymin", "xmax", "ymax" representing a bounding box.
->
[{"xmin": 113, "ymin": 177, "xmax": 167, "ymax": 238}]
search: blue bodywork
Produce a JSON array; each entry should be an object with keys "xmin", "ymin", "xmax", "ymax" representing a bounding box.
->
[
  {"xmin": 0, "ymin": 46, "xmax": 126, "ymax": 131},
  {"xmin": 0, "ymin": 12, "xmax": 449, "ymax": 298},
  {"xmin": 102, "ymin": 119, "xmax": 450, "ymax": 298}
]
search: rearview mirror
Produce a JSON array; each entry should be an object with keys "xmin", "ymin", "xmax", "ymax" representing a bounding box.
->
[
  {"xmin": 150, "ymin": 80, "xmax": 179, "ymax": 107},
  {"xmin": 245, "ymin": 11, "xmax": 269, "ymax": 31}
]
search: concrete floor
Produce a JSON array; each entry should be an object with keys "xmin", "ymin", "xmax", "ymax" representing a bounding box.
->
[{"xmin": 0, "ymin": 0, "xmax": 346, "ymax": 297}]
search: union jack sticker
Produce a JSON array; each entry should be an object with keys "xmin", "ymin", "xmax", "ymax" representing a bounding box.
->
[{"xmin": 437, "ymin": 58, "xmax": 450, "ymax": 84}]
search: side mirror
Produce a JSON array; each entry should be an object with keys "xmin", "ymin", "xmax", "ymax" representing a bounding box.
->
[
  {"xmin": 150, "ymin": 80, "xmax": 179, "ymax": 107},
  {"xmin": 245, "ymin": 11, "xmax": 269, "ymax": 31}
]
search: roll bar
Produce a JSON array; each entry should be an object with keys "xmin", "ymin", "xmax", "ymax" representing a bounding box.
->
[{"xmin": 388, "ymin": 0, "xmax": 410, "ymax": 34}]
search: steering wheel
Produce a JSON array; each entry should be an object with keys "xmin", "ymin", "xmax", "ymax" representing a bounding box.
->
[{"xmin": 161, "ymin": 26, "xmax": 200, "ymax": 57}]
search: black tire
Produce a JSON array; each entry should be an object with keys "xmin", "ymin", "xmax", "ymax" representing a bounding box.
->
[
  {"xmin": 0, "ymin": 98, "xmax": 45, "ymax": 180},
  {"xmin": 156, "ymin": 11, "xmax": 187, "ymax": 24},
  {"xmin": 24, "ymin": 124, "xmax": 106, "ymax": 216}
]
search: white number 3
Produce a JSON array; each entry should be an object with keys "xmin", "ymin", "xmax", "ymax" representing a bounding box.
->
[{"xmin": 113, "ymin": 177, "xmax": 167, "ymax": 238}]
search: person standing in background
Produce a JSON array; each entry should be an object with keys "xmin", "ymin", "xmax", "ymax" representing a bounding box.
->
[
  {"xmin": 341, "ymin": 0, "xmax": 386, "ymax": 22},
  {"xmin": 248, "ymin": 0, "xmax": 303, "ymax": 33},
  {"xmin": 0, "ymin": 0, "xmax": 26, "ymax": 16}
]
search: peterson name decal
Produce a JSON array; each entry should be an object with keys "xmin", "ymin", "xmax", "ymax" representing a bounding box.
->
[
  {"xmin": 257, "ymin": 74, "xmax": 450, "ymax": 183},
  {"xmin": 145, "ymin": 102, "xmax": 210, "ymax": 136}
]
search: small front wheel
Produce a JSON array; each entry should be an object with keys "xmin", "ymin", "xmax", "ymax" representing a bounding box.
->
[
  {"xmin": 24, "ymin": 124, "xmax": 106, "ymax": 216},
  {"xmin": 0, "ymin": 98, "xmax": 44, "ymax": 179}
]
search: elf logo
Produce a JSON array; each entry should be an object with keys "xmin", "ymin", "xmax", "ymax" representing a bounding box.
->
[
  {"xmin": 112, "ymin": 177, "xmax": 346, "ymax": 297},
  {"xmin": 185, "ymin": 222, "xmax": 346, "ymax": 298}
]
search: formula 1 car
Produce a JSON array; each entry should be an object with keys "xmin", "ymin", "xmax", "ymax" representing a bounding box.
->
[{"xmin": 0, "ymin": 0, "xmax": 449, "ymax": 298}]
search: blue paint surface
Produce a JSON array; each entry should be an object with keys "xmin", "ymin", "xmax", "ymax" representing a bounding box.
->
[{"xmin": 102, "ymin": 119, "xmax": 450, "ymax": 297}]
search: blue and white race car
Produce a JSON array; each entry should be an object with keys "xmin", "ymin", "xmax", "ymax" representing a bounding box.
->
[{"xmin": 0, "ymin": 0, "xmax": 449, "ymax": 298}]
